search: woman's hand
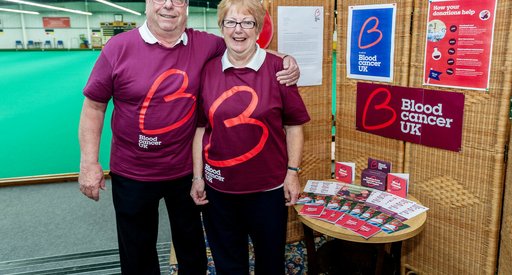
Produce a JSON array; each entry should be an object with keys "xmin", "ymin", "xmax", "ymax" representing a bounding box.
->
[
  {"xmin": 284, "ymin": 171, "xmax": 301, "ymax": 206},
  {"xmin": 190, "ymin": 178, "xmax": 209, "ymax": 205}
]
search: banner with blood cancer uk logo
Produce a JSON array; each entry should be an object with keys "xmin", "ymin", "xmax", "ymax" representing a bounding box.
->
[
  {"xmin": 423, "ymin": 0, "xmax": 497, "ymax": 91},
  {"xmin": 346, "ymin": 4, "xmax": 396, "ymax": 82},
  {"xmin": 356, "ymin": 82, "xmax": 465, "ymax": 152}
]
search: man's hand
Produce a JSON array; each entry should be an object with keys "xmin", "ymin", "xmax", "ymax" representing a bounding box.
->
[
  {"xmin": 79, "ymin": 162, "xmax": 105, "ymax": 201},
  {"xmin": 190, "ymin": 178, "xmax": 209, "ymax": 205},
  {"xmin": 277, "ymin": 55, "xmax": 300, "ymax": 86}
]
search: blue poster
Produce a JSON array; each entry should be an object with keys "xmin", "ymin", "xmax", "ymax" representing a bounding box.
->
[{"xmin": 347, "ymin": 4, "xmax": 396, "ymax": 82}]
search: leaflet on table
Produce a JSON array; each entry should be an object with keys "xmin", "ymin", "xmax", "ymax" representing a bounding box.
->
[
  {"xmin": 299, "ymin": 181, "xmax": 375, "ymax": 204},
  {"xmin": 299, "ymin": 204, "xmax": 325, "ymax": 217},
  {"xmin": 394, "ymin": 203, "xmax": 429, "ymax": 221},
  {"xmin": 365, "ymin": 190, "xmax": 396, "ymax": 209},
  {"xmin": 298, "ymin": 204, "xmax": 410, "ymax": 238},
  {"xmin": 366, "ymin": 211, "xmax": 394, "ymax": 227},
  {"xmin": 297, "ymin": 180, "xmax": 427, "ymax": 239},
  {"xmin": 297, "ymin": 192, "xmax": 329, "ymax": 205},
  {"xmin": 359, "ymin": 207, "xmax": 378, "ymax": 221},
  {"xmin": 335, "ymin": 214, "xmax": 366, "ymax": 231},
  {"xmin": 300, "ymin": 181, "xmax": 429, "ymax": 221},
  {"xmin": 366, "ymin": 190, "xmax": 410, "ymax": 211},
  {"xmin": 381, "ymin": 218, "xmax": 410, "ymax": 234},
  {"xmin": 385, "ymin": 197, "xmax": 416, "ymax": 214},
  {"xmin": 354, "ymin": 223, "xmax": 382, "ymax": 239},
  {"xmin": 336, "ymin": 182, "xmax": 374, "ymax": 203},
  {"xmin": 333, "ymin": 211, "xmax": 387, "ymax": 239},
  {"xmin": 348, "ymin": 203, "xmax": 369, "ymax": 217},
  {"xmin": 303, "ymin": 180, "xmax": 342, "ymax": 195},
  {"xmin": 317, "ymin": 208, "xmax": 344, "ymax": 223},
  {"xmin": 325, "ymin": 196, "xmax": 344, "ymax": 209},
  {"xmin": 376, "ymin": 195, "xmax": 404, "ymax": 216},
  {"xmin": 365, "ymin": 190, "xmax": 429, "ymax": 220},
  {"xmin": 337, "ymin": 200, "xmax": 354, "ymax": 212}
]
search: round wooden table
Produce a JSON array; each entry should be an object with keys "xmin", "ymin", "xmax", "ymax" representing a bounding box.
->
[{"xmin": 294, "ymin": 195, "xmax": 427, "ymax": 274}]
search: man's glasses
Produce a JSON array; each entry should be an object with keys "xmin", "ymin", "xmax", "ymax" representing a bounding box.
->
[
  {"xmin": 222, "ymin": 20, "xmax": 256, "ymax": 29},
  {"xmin": 152, "ymin": 0, "xmax": 187, "ymax": 6}
]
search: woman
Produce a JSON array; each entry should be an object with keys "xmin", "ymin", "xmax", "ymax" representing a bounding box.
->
[{"xmin": 190, "ymin": 0, "xmax": 310, "ymax": 273}]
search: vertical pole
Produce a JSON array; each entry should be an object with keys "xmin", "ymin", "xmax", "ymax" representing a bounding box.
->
[
  {"xmin": 85, "ymin": 0, "xmax": 91, "ymax": 49},
  {"xmin": 20, "ymin": 5, "xmax": 27, "ymax": 49},
  {"xmin": 203, "ymin": 7, "xmax": 207, "ymax": 31}
]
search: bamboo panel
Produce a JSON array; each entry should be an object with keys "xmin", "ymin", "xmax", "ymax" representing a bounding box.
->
[
  {"xmin": 402, "ymin": 145, "xmax": 504, "ymax": 274},
  {"xmin": 499, "ymin": 127, "xmax": 512, "ymax": 275},
  {"xmin": 494, "ymin": 5, "xmax": 512, "ymax": 273},
  {"xmin": 268, "ymin": 0, "xmax": 334, "ymax": 243},
  {"xmin": 335, "ymin": 0, "xmax": 413, "ymax": 174},
  {"xmin": 403, "ymin": 0, "xmax": 512, "ymax": 274},
  {"xmin": 407, "ymin": 0, "xmax": 512, "ymax": 151}
]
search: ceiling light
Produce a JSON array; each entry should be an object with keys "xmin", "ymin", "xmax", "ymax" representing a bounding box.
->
[
  {"xmin": 95, "ymin": 0, "xmax": 141, "ymax": 16},
  {"xmin": 4, "ymin": 0, "xmax": 92, "ymax": 15},
  {"xmin": 0, "ymin": 7, "xmax": 39, "ymax": 14}
]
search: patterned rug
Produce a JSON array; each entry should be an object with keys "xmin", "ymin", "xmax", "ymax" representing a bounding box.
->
[{"xmin": 169, "ymin": 236, "xmax": 328, "ymax": 275}]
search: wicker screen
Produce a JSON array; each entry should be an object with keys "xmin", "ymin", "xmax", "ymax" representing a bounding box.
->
[
  {"xmin": 402, "ymin": 1, "xmax": 512, "ymax": 274},
  {"xmin": 337, "ymin": 0, "xmax": 512, "ymax": 274},
  {"xmin": 335, "ymin": 0, "xmax": 411, "ymax": 191},
  {"xmin": 499, "ymin": 126, "xmax": 512, "ymax": 275},
  {"xmin": 267, "ymin": 0, "xmax": 334, "ymax": 243}
]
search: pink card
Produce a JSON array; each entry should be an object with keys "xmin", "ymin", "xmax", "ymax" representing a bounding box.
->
[
  {"xmin": 299, "ymin": 205, "xmax": 325, "ymax": 217},
  {"xmin": 317, "ymin": 208, "xmax": 337, "ymax": 221},
  {"xmin": 386, "ymin": 173, "xmax": 409, "ymax": 198},
  {"xmin": 326, "ymin": 210, "xmax": 344, "ymax": 223},
  {"xmin": 336, "ymin": 215, "xmax": 365, "ymax": 231},
  {"xmin": 335, "ymin": 214, "xmax": 351, "ymax": 227},
  {"xmin": 335, "ymin": 162, "xmax": 355, "ymax": 183},
  {"xmin": 354, "ymin": 223, "xmax": 382, "ymax": 239}
]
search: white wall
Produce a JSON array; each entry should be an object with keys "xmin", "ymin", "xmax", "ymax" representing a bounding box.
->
[{"xmin": 0, "ymin": 2, "xmax": 220, "ymax": 49}]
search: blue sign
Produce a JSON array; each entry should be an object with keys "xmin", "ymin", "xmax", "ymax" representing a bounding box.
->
[
  {"xmin": 428, "ymin": 69, "xmax": 442, "ymax": 81},
  {"xmin": 347, "ymin": 4, "xmax": 396, "ymax": 82}
]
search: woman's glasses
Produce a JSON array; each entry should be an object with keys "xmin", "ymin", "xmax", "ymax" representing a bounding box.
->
[{"xmin": 222, "ymin": 20, "xmax": 256, "ymax": 29}]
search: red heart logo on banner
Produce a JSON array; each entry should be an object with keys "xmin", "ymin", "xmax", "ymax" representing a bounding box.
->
[{"xmin": 362, "ymin": 87, "xmax": 397, "ymax": 130}]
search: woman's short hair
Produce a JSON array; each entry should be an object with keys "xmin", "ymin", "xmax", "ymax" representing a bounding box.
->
[{"xmin": 217, "ymin": 0, "xmax": 266, "ymax": 34}]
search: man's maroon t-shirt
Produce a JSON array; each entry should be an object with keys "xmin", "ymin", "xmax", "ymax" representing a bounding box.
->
[{"xmin": 84, "ymin": 28, "xmax": 225, "ymax": 181}]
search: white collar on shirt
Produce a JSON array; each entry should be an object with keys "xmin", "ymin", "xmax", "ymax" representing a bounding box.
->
[
  {"xmin": 139, "ymin": 20, "xmax": 188, "ymax": 46},
  {"xmin": 221, "ymin": 44, "xmax": 266, "ymax": 72}
]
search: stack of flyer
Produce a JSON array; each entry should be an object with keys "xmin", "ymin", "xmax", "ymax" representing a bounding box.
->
[{"xmin": 297, "ymin": 180, "xmax": 428, "ymax": 239}]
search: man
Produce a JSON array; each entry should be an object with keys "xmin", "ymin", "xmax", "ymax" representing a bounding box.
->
[{"xmin": 78, "ymin": 0, "xmax": 299, "ymax": 274}]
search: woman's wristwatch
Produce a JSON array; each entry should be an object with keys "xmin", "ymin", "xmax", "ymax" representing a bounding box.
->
[{"xmin": 287, "ymin": 166, "xmax": 301, "ymax": 173}]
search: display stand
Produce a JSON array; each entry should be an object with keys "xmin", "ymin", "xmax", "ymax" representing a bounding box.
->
[{"xmin": 294, "ymin": 195, "xmax": 427, "ymax": 274}]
